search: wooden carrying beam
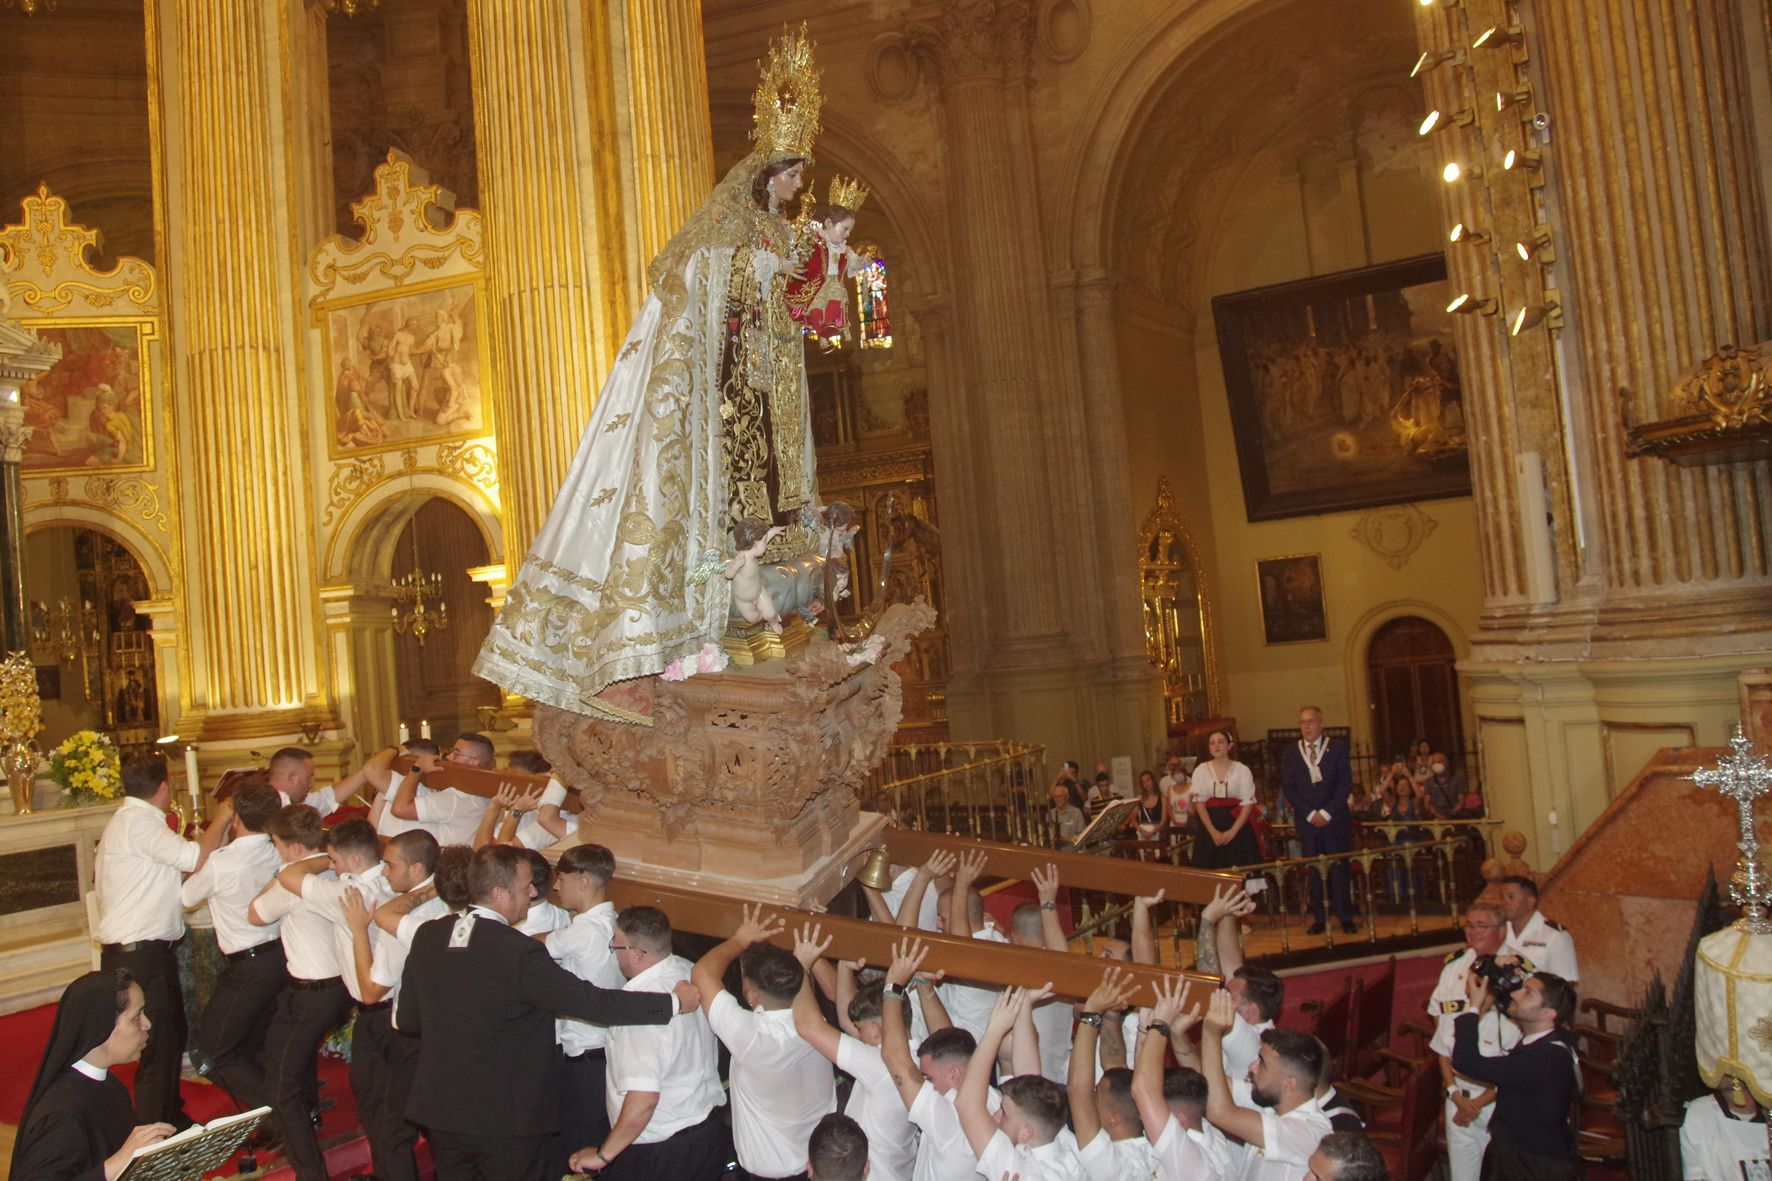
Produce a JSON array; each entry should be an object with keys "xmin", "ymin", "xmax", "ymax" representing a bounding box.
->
[
  {"xmin": 609, "ymin": 878, "xmax": 1220, "ymax": 1007},
  {"xmin": 880, "ymin": 829, "xmax": 1241, "ymax": 905},
  {"xmin": 417, "ymin": 763, "xmax": 557, "ymax": 801}
]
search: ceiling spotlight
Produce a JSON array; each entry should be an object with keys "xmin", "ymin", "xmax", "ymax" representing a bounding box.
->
[
  {"xmin": 1510, "ymin": 301, "xmax": 1562, "ymax": 335},
  {"xmin": 1411, "ymin": 48, "xmax": 1465, "ymax": 77},
  {"xmin": 1502, "ymin": 148, "xmax": 1543, "ymax": 171},
  {"xmin": 1472, "ymin": 24, "xmax": 1526, "ymax": 48},
  {"xmin": 1419, "ymin": 0, "xmax": 1464, "ymax": 8},
  {"xmin": 1442, "ymin": 161, "xmax": 1483, "ymax": 183},
  {"xmin": 1447, "ymin": 293, "xmax": 1498, "ymax": 315},
  {"xmin": 1514, "ymin": 225, "xmax": 1555, "ymax": 262},
  {"xmin": 1495, "ymin": 86, "xmax": 1533, "ymax": 112},
  {"xmin": 1448, "ymin": 222, "xmax": 1489, "ymax": 245}
]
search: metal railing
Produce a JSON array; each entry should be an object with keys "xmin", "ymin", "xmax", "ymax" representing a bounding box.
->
[{"xmin": 861, "ymin": 741, "xmax": 1050, "ymax": 844}]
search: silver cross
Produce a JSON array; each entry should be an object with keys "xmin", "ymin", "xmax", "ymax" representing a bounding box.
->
[{"xmin": 1693, "ymin": 727, "xmax": 1772, "ymax": 933}]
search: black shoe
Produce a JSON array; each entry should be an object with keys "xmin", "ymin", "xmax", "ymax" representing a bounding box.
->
[
  {"xmin": 1306, "ymin": 921, "xmax": 1326, "ymax": 936},
  {"xmin": 1340, "ymin": 919, "xmax": 1359, "ymax": 935}
]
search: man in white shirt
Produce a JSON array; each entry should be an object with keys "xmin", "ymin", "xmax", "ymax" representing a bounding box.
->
[
  {"xmin": 573, "ymin": 906, "xmax": 726, "ymax": 1179},
  {"xmin": 269, "ymin": 746, "xmax": 340, "ymax": 817},
  {"xmin": 1302, "ymin": 1131, "xmax": 1388, "ymax": 1180},
  {"xmin": 807, "ymin": 1113, "xmax": 870, "ymax": 1181},
  {"xmin": 546, "ymin": 843, "xmax": 626, "ymax": 1161},
  {"xmin": 182, "ymin": 780, "xmax": 287, "ymax": 1115},
  {"xmin": 876, "ymin": 937, "xmax": 985, "ymax": 1181},
  {"xmin": 1068, "ymin": 966, "xmax": 1160, "ymax": 1181},
  {"xmin": 1429, "ymin": 903, "xmax": 1520, "ymax": 1181},
  {"xmin": 693, "ymin": 906, "xmax": 836, "ymax": 1181},
  {"xmin": 515, "ymin": 848, "xmax": 570, "ymax": 936},
  {"xmin": 1200, "ymin": 988, "xmax": 1331, "ymax": 1181},
  {"xmin": 342, "ymin": 828, "xmax": 440, "ymax": 1181},
  {"xmin": 1210, "ymin": 897, "xmax": 1283, "ymax": 1086},
  {"xmin": 955, "ymin": 988, "xmax": 1085, "ymax": 1181},
  {"xmin": 1499, "ymin": 876, "xmax": 1580, "ymax": 984},
  {"xmin": 791, "ymin": 930, "xmax": 918, "ymax": 1181},
  {"xmin": 247, "ymin": 804, "xmax": 352, "ymax": 1181},
  {"xmin": 1008, "ymin": 864, "xmax": 1081, "ymax": 1082},
  {"xmin": 1680, "ymin": 1078, "xmax": 1770, "ymax": 1180},
  {"xmin": 940, "ymin": 849, "xmax": 1009, "ymax": 1041},
  {"xmin": 1131, "ymin": 979, "xmax": 1234, "ymax": 1181},
  {"xmin": 385, "ymin": 732, "xmax": 497, "ymax": 845},
  {"xmin": 95, "ymin": 753, "xmax": 235, "ymax": 1127}
]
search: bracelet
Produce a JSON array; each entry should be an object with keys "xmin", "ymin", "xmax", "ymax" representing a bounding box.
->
[
  {"xmin": 1144, "ymin": 1020, "xmax": 1171, "ymax": 1036},
  {"xmin": 592, "ymin": 1149, "xmax": 609, "ymax": 1166},
  {"xmin": 1040, "ymin": 901, "xmax": 1058, "ymax": 912},
  {"xmin": 1077, "ymin": 1011, "xmax": 1104, "ymax": 1028}
]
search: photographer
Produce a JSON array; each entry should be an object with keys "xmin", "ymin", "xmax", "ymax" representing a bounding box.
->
[
  {"xmin": 1427, "ymin": 904, "xmax": 1520, "ymax": 1181},
  {"xmin": 1452, "ymin": 967, "xmax": 1581, "ymax": 1180}
]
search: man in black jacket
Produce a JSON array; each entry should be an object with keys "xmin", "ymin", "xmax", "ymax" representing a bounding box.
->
[
  {"xmin": 1451, "ymin": 968, "xmax": 1580, "ymax": 1181},
  {"xmin": 397, "ymin": 845, "xmax": 699, "ymax": 1181},
  {"xmin": 1279, "ymin": 706, "xmax": 1357, "ymax": 934}
]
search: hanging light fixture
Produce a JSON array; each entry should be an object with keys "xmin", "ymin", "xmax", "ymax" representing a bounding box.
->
[
  {"xmin": 317, "ymin": 0, "xmax": 380, "ymax": 15},
  {"xmin": 390, "ymin": 530, "xmax": 448, "ymax": 646},
  {"xmin": 0, "ymin": 0, "xmax": 57, "ymax": 13}
]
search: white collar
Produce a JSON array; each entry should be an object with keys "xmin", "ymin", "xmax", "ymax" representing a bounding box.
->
[
  {"xmin": 406, "ymin": 875, "xmax": 436, "ymax": 895},
  {"xmin": 344, "ymin": 862, "xmax": 387, "ymax": 888},
  {"xmin": 572, "ymin": 900, "xmax": 616, "ymax": 922},
  {"xmin": 468, "ymin": 904, "xmax": 507, "ymax": 926},
  {"xmin": 121, "ymin": 796, "xmax": 165, "ymax": 816},
  {"xmin": 71, "ymin": 1059, "xmax": 108, "ymax": 1081}
]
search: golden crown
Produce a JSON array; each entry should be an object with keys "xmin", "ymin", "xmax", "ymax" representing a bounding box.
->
[
  {"xmin": 751, "ymin": 24, "xmax": 823, "ymax": 162},
  {"xmin": 828, "ymin": 176, "xmax": 869, "ymax": 213}
]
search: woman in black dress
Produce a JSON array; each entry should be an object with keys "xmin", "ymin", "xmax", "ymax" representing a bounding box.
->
[{"xmin": 10, "ymin": 969, "xmax": 173, "ymax": 1181}]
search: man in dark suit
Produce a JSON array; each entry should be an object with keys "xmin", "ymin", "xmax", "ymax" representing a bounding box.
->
[
  {"xmin": 397, "ymin": 845, "xmax": 700, "ymax": 1181},
  {"xmin": 1280, "ymin": 705, "xmax": 1357, "ymax": 935}
]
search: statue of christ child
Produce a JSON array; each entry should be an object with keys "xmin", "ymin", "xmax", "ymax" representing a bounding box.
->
[
  {"xmin": 785, "ymin": 177, "xmax": 870, "ymax": 349},
  {"xmin": 725, "ymin": 517, "xmax": 787, "ymax": 632}
]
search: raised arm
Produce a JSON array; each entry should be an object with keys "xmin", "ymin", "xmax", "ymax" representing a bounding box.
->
[
  {"xmin": 1133, "ymin": 986, "xmax": 1175, "ymax": 1144},
  {"xmin": 190, "ymin": 798, "xmax": 235, "ymax": 874},
  {"xmin": 959, "ymin": 988, "xmax": 1025, "ymax": 1157},
  {"xmin": 951, "ymin": 848, "xmax": 988, "ymax": 937},
  {"xmin": 532, "ymin": 779, "xmax": 572, "ymax": 840},
  {"xmin": 1030, "ymin": 863, "xmax": 1068, "ymax": 952},
  {"xmin": 896, "ymin": 849, "xmax": 957, "ymax": 928},
  {"xmin": 1010, "ymin": 983, "xmax": 1053, "ymax": 1079},
  {"xmin": 1200, "ymin": 987, "xmax": 1264, "ymax": 1146},
  {"xmin": 790, "ymin": 921, "xmax": 843, "ymax": 1064},
  {"xmin": 1073, "ymin": 967, "xmax": 1141, "ymax": 1144},
  {"xmin": 691, "ymin": 902, "xmax": 786, "ymax": 1018},
  {"xmin": 1132, "ymin": 888, "xmax": 1165, "ymax": 965},
  {"xmin": 1212, "ymin": 884, "xmax": 1254, "ymax": 979},
  {"xmin": 276, "ymin": 853, "xmax": 330, "ymax": 896},
  {"xmin": 388, "ymin": 767, "xmax": 423, "ymax": 822},
  {"xmin": 881, "ymin": 936, "xmax": 932, "ymax": 1110}
]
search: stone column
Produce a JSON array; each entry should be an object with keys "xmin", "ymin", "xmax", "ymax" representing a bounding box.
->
[
  {"xmin": 0, "ymin": 418, "xmax": 32, "ymax": 655},
  {"xmin": 159, "ymin": 0, "xmax": 329, "ymax": 741},
  {"xmin": 466, "ymin": 0, "xmax": 713, "ymax": 562}
]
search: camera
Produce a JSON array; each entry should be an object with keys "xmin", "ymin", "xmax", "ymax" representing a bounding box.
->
[{"xmin": 1471, "ymin": 954, "xmax": 1529, "ymax": 1011}]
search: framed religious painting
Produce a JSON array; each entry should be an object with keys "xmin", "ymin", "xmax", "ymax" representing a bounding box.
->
[
  {"xmin": 1212, "ymin": 254, "xmax": 1471, "ymax": 522},
  {"xmin": 316, "ymin": 276, "xmax": 492, "ymax": 458},
  {"xmin": 1256, "ymin": 554, "xmax": 1327, "ymax": 645},
  {"xmin": 17, "ymin": 320, "xmax": 157, "ymax": 476}
]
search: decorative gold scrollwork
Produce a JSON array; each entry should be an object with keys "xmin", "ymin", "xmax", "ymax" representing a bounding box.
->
[
  {"xmin": 436, "ymin": 441, "xmax": 499, "ymax": 492},
  {"xmin": 1672, "ymin": 343, "xmax": 1770, "ymax": 431},
  {"xmin": 81, "ymin": 476, "xmax": 170, "ymax": 533},
  {"xmin": 323, "ymin": 456, "xmax": 386, "ymax": 527}
]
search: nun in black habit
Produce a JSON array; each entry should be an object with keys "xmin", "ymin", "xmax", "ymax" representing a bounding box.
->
[{"xmin": 9, "ymin": 969, "xmax": 173, "ymax": 1181}]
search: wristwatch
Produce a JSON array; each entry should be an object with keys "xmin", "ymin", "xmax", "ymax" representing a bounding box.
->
[
  {"xmin": 883, "ymin": 982, "xmax": 908, "ymax": 1000},
  {"xmin": 1077, "ymin": 1011, "xmax": 1104, "ymax": 1028},
  {"xmin": 1144, "ymin": 1019, "xmax": 1172, "ymax": 1037},
  {"xmin": 1040, "ymin": 901, "xmax": 1058, "ymax": 912}
]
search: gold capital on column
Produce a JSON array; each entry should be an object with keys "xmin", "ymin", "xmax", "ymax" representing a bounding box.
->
[{"xmin": 171, "ymin": 0, "xmax": 317, "ymax": 724}]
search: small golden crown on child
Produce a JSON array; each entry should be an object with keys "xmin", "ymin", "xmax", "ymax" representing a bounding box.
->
[{"xmin": 828, "ymin": 176, "xmax": 870, "ymax": 213}]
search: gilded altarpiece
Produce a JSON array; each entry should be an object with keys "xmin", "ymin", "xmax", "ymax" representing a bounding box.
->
[
  {"xmin": 807, "ymin": 357, "xmax": 949, "ymax": 741},
  {"xmin": 307, "ymin": 152, "xmax": 501, "ymax": 751},
  {"xmin": 0, "ymin": 186, "xmax": 180, "ymax": 742}
]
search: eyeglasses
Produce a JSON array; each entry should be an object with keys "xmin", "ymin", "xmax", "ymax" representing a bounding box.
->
[
  {"xmin": 1461, "ymin": 921, "xmax": 1503, "ymax": 930},
  {"xmin": 608, "ymin": 942, "xmax": 634, "ymax": 953}
]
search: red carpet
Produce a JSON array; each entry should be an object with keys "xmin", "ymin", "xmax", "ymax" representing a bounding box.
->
[{"xmin": 0, "ymin": 1001, "xmax": 432, "ymax": 1179}]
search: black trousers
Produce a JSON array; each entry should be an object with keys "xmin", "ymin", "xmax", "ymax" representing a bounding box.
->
[
  {"xmin": 428, "ymin": 1127, "xmax": 555, "ymax": 1181},
  {"xmin": 262, "ymin": 979, "xmax": 353, "ymax": 1181},
  {"xmin": 196, "ymin": 944, "xmax": 289, "ymax": 1111},
  {"xmin": 1298, "ymin": 820, "xmax": 1355, "ymax": 922},
  {"xmin": 351, "ymin": 1004, "xmax": 424, "ymax": 1181},
  {"xmin": 101, "ymin": 939, "xmax": 190, "ymax": 1127},
  {"xmin": 736, "ymin": 1169, "xmax": 808, "ymax": 1181},
  {"xmin": 558, "ymin": 1047, "xmax": 610, "ymax": 1161},
  {"xmin": 606, "ymin": 1112, "xmax": 730, "ymax": 1181}
]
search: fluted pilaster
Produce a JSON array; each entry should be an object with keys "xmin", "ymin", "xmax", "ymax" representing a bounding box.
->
[
  {"xmin": 170, "ymin": 0, "xmax": 318, "ymax": 724},
  {"xmin": 1535, "ymin": 0, "xmax": 1772, "ymax": 595},
  {"xmin": 467, "ymin": 0, "xmax": 713, "ymax": 563}
]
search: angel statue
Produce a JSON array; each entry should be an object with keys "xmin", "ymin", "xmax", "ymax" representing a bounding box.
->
[{"xmin": 475, "ymin": 26, "xmax": 863, "ymax": 725}]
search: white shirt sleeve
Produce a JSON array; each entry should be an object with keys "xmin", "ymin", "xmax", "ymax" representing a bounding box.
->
[
  {"xmin": 704, "ymin": 989, "xmax": 760, "ymax": 1055},
  {"xmin": 140, "ymin": 810, "xmax": 203, "ymax": 873},
  {"xmin": 610, "ymin": 1023, "xmax": 669, "ymax": 1093},
  {"xmin": 1257, "ymin": 1106, "xmax": 1330, "ymax": 1166},
  {"xmin": 179, "ymin": 856, "xmax": 221, "ymax": 909},
  {"xmin": 298, "ymin": 875, "xmax": 350, "ymax": 927},
  {"xmin": 253, "ymin": 881, "xmax": 300, "ymax": 923}
]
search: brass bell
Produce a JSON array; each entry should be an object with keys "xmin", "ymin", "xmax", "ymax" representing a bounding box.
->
[{"xmin": 857, "ymin": 846, "xmax": 895, "ymax": 891}]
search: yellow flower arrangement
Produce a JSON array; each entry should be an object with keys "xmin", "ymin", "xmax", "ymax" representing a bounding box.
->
[{"xmin": 49, "ymin": 729, "xmax": 123, "ymax": 807}]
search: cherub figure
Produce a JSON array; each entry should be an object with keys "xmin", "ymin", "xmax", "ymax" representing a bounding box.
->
[{"xmin": 725, "ymin": 517, "xmax": 786, "ymax": 632}]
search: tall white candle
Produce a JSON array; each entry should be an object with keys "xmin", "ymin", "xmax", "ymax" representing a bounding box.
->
[
  {"xmin": 419, "ymin": 719, "xmax": 431, "ymax": 740},
  {"xmin": 398, "ymin": 722, "xmax": 410, "ymax": 745},
  {"xmin": 184, "ymin": 746, "xmax": 201, "ymax": 812}
]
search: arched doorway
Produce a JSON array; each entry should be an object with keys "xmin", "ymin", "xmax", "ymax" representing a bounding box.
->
[
  {"xmin": 388, "ymin": 497, "xmax": 498, "ymax": 741},
  {"xmin": 24, "ymin": 526, "xmax": 159, "ymax": 756},
  {"xmin": 1365, "ymin": 615, "xmax": 1461, "ymax": 761}
]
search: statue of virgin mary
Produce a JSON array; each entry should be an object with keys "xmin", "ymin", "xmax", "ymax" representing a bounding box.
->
[{"xmin": 474, "ymin": 28, "xmax": 838, "ymax": 724}]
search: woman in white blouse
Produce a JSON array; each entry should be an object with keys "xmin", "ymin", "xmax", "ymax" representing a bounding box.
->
[{"xmin": 1188, "ymin": 729, "xmax": 1261, "ymax": 868}]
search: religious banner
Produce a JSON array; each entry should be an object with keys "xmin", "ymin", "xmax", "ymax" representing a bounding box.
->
[{"xmin": 1212, "ymin": 254, "xmax": 1471, "ymax": 522}]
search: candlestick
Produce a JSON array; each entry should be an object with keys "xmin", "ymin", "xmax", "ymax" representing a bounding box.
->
[
  {"xmin": 420, "ymin": 719, "xmax": 431, "ymax": 740},
  {"xmin": 398, "ymin": 722, "xmax": 411, "ymax": 745}
]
